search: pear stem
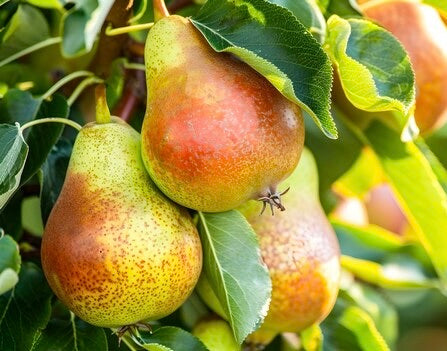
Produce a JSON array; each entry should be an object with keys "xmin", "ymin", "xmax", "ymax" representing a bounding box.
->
[
  {"xmin": 41, "ymin": 70, "xmax": 93, "ymax": 101},
  {"xmin": 20, "ymin": 118, "xmax": 82, "ymax": 132},
  {"xmin": 123, "ymin": 62, "xmax": 146, "ymax": 71},
  {"xmin": 105, "ymin": 23, "xmax": 154, "ymax": 36},
  {"xmin": 67, "ymin": 76, "xmax": 104, "ymax": 106},
  {"xmin": 153, "ymin": 0, "xmax": 169, "ymax": 21},
  {"xmin": 95, "ymin": 84, "xmax": 112, "ymax": 124}
]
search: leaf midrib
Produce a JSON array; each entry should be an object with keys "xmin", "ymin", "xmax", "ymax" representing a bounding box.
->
[{"xmin": 197, "ymin": 212, "xmax": 236, "ymax": 338}]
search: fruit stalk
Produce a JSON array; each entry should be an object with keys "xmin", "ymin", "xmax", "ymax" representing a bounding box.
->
[
  {"xmin": 153, "ymin": 0, "xmax": 170, "ymax": 21},
  {"xmin": 20, "ymin": 118, "xmax": 82, "ymax": 132},
  {"xmin": 95, "ymin": 85, "xmax": 111, "ymax": 124}
]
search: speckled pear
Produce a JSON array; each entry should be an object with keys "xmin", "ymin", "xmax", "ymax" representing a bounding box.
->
[
  {"xmin": 141, "ymin": 15, "xmax": 304, "ymax": 213},
  {"xmin": 198, "ymin": 149, "xmax": 340, "ymax": 346},
  {"xmin": 41, "ymin": 117, "xmax": 202, "ymax": 328}
]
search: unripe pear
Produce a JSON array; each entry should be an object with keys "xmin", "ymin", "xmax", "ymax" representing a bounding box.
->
[
  {"xmin": 141, "ymin": 15, "xmax": 304, "ymax": 212},
  {"xmin": 362, "ymin": 0, "xmax": 447, "ymax": 133},
  {"xmin": 198, "ymin": 148, "xmax": 340, "ymax": 346},
  {"xmin": 41, "ymin": 117, "xmax": 202, "ymax": 328},
  {"xmin": 193, "ymin": 317, "xmax": 240, "ymax": 351}
]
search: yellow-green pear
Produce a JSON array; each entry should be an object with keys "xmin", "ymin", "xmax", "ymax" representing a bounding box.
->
[
  {"xmin": 193, "ymin": 317, "xmax": 240, "ymax": 351},
  {"xmin": 41, "ymin": 104, "xmax": 202, "ymax": 327}
]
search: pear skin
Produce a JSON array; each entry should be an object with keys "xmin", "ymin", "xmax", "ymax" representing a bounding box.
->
[
  {"xmin": 41, "ymin": 118, "xmax": 202, "ymax": 328},
  {"xmin": 365, "ymin": 183, "xmax": 407, "ymax": 235},
  {"xmin": 198, "ymin": 149, "xmax": 340, "ymax": 344},
  {"xmin": 141, "ymin": 15, "xmax": 304, "ymax": 212},
  {"xmin": 193, "ymin": 318, "xmax": 240, "ymax": 351},
  {"xmin": 240, "ymin": 149, "xmax": 340, "ymax": 338},
  {"xmin": 363, "ymin": 0, "xmax": 447, "ymax": 133}
]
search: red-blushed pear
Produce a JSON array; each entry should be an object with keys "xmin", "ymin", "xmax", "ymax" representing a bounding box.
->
[
  {"xmin": 362, "ymin": 0, "xmax": 447, "ymax": 133},
  {"xmin": 197, "ymin": 148, "xmax": 340, "ymax": 346},
  {"xmin": 365, "ymin": 183, "xmax": 407, "ymax": 235},
  {"xmin": 141, "ymin": 15, "xmax": 304, "ymax": 213},
  {"xmin": 41, "ymin": 91, "xmax": 202, "ymax": 329}
]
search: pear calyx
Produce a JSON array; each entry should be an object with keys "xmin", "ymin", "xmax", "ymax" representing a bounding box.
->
[{"xmin": 257, "ymin": 187, "xmax": 290, "ymax": 215}]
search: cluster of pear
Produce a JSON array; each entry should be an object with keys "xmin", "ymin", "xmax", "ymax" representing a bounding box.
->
[
  {"xmin": 41, "ymin": 13, "xmax": 340, "ymax": 350},
  {"xmin": 361, "ymin": 0, "xmax": 447, "ymax": 134}
]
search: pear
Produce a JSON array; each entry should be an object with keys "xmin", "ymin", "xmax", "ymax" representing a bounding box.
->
[
  {"xmin": 41, "ymin": 116, "xmax": 202, "ymax": 328},
  {"xmin": 332, "ymin": 195, "xmax": 369, "ymax": 227},
  {"xmin": 141, "ymin": 15, "xmax": 304, "ymax": 213},
  {"xmin": 362, "ymin": 0, "xmax": 447, "ymax": 133},
  {"xmin": 193, "ymin": 317, "xmax": 240, "ymax": 351},
  {"xmin": 197, "ymin": 148, "xmax": 340, "ymax": 345},
  {"xmin": 365, "ymin": 183, "xmax": 407, "ymax": 235}
]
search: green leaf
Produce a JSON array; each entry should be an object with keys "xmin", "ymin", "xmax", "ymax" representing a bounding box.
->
[
  {"xmin": 0, "ymin": 89, "xmax": 41, "ymax": 125},
  {"xmin": 191, "ymin": 0, "xmax": 336, "ymax": 138},
  {"xmin": 267, "ymin": 0, "xmax": 326, "ymax": 42},
  {"xmin": 197, "ymin": 210, "xmax": 271, "ymax": 344},
  {"xmin": 0, "ymin": 82, "xmax": 7, "ymax": 97},
  {"xmin": 33, "ymin": 314, "xmax": 108, "ymax": 351},
  {"xmin": 0, "ymin": 234, "xmax": 20, "ymax": 295},
  {"xmin": 340, "ymin": 281, "xmax": 398, "ymax": 346},
  {"xmin": 338, "ymin": 306, "xmax": 390, "ymax": 351},
  {"xmin": 0, "ymin": 190, "xmax": 22, "ymax": 240},
  {"xmin": 326, "ymin": 15, "xmax": 416, "ymax": 138},
  {"xmin": 324, "ymin": 0, "xmax": 361, "ymax": 17},
  {"xmin": 0, "ymin": 63, "xmax": 50, "ymax": 95},
  {"xmin": 106, "ymin": 58, "xmax": 127, "ymax": 110},
  {"xmin": 333, "ymin": 147, "xmax": 382, "ymax": 198},
  {"xmin": 62, "ymin": 0, "xmax": 114, "ymax": 56},
  {"xmin": 0, "ymin": 123, "xmax": 29, "ymax": 211},
  {"xmin": 21, "ymin": 196, "xmax": 44, "ymax": 237},
  {"xmin": 331, "ymin": 219, "xmax": 406, "ymax": 252},
  {"xmin": 333, "ymin": 220, "xmax": 409, "ymax": 263},
  {"xmin": 301, "ymin": 324, "xmax": 324, "ymax": 351},
  {"xmin": 25, "ymin": 0, "xmax": 63, "ymax": 9},
  {"xmin": 21, "ymin": 94, "xmax": 69, "ymax": 185},
  {"xmin": 179, "ymin": 292, "xmax": 210, "ymax": 329},
  {"xmin": 364, "ymin": 121, "xmax": 447, "ymax": 290},
  {"xmin": 40, "ymin": 138, "xmax": 72, "ymax": 224},
  {"xmin": 305, "ymin": 109, "xmax": 362, "ymax": 202},
  {"xmin": 414, "ymin": 138, "xmax": 447, "ymax": 194},
  {"xmin": 0, "ymin": 262, "xmax": 53, "ymax": 351},
  {"xmin": 128, "ymin": 0, "xmax": 155, "ymax": 42},
  {"xmin": 320, "ymin": 302, "xmax": 368, "ymax": 351},
  {"xmin": 0, "ymin": 5, "xmax": 50, "ymax": 61},
  {"xmin": 134, "ymin": 327, "xmax": 208, "ymax": 351},
  {"xmin": 341, "ymin": 255, "xmax": 437, "ymax": 289},
  {"xmin": 129, "ymin": 0, "xmax": 149, "ymax": 23},
  {"xmin": 426, "ymin": 122, "xmax": 447, "ymax": 169}
]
